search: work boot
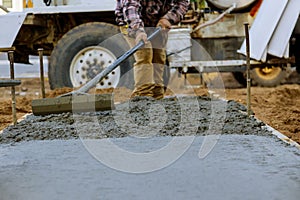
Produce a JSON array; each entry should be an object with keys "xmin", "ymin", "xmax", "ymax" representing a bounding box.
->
[
  {"xmin": 130, "ymin": 83, "xmax": 155, "ymax": 98},
  {"xmin": 152, "ymin": 84, "xmax": 164, "ymax": 100}
]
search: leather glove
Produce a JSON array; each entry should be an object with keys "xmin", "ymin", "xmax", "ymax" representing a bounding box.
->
[
  {"xmin": 135, "ymin": 31, "xmax": 148, "ymax": 45},
  {"xmin": 157, "ymin": 18, "xmax": 172, "ymax": 31}
]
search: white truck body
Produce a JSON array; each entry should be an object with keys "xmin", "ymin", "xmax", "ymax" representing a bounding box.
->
[
  {"xmin": 0, "ymin": 0, "xmax": 299, "ymax": 88},
  {"xmin": 33, "ymin": 0, "xmax": 114, "ymax": 7},
  {"xmin": 28, "ymin": 0, "xmax": 115, "ymax": 12},
  {"xmin": 0, "ymin": 0, "xmax": 116, "ymax": 48},
  {"xmin": 206, "ymin": 0, "xmax": 257, "ymax": 10}
]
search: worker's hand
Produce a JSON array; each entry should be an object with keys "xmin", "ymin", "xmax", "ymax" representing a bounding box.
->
[
  {"xmin": 135, "ymin": 31, "xmax": 148, "ymax": 45},
  {"xmin": 157, "ymin": 18, "xmax": 172, "ymax": 31}
]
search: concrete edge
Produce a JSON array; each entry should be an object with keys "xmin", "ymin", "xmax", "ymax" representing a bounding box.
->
[
  {"xmin": 252, "ymin": 115, "xmax": 300, "ymax": 150},
  {"xmin": 264, "ymin": 124, "xmax": 300, "ymax": 150},
  {"xmin": 229, "ymin": 97, "xmax": 300, "ymax": 150}
]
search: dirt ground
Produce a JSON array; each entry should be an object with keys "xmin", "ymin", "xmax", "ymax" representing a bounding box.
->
[
  {"xmin": 1, "ymin": 72, "xmax": 300, "ymax": 143},
  {"xmin": 223, "ymin": 75, "xmax": 300, "ymax": 143}
]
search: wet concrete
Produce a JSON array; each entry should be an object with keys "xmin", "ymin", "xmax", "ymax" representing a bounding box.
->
[
  {"xmin": 0, "ymin": 96, "xmax": 299, "ymax": 199},
  {"xmin": 0, "ymin": 97, "xmax": 270, "ymax": 144},
  {"xmin": 0, "ymin": 136, "xmax": 299, "ymax": 200}
]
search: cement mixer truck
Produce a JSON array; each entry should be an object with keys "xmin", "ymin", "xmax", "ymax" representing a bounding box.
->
[{"xmin": 0, "ymin": 0, "xmax": 299, "ymax": 89}]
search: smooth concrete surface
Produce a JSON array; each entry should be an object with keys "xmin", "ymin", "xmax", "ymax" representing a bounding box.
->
[{"xmin": 0, "ymin": 135, "xmax": 299, "ymax": 200}]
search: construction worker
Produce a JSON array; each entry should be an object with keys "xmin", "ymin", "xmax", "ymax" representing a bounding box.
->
[{"xmin": 115, "ymin": 0, "xmax": 190, "ymax": 99}]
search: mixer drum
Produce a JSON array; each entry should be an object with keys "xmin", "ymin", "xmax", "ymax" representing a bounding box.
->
[{"xmin": 206, "ymin": 0, "xmax": 258, "ymax": 10}]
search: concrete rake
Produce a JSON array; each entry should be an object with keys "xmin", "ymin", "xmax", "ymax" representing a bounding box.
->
[{"xmin": 31, "ymin": 28, "xmax": 161, "ymax": 115}]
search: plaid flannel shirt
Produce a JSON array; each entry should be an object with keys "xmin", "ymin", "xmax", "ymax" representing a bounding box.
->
[{"xmin": 115, "ymin": 0, "xmax": 189, "ymax": 36}]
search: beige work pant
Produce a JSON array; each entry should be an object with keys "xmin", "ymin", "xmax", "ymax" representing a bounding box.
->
[{"xmin": 121, "ymin": 27, "xmax": 168, "ymax": 99}]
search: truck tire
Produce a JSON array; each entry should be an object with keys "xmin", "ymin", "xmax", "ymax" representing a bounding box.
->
[
  {"xmin": 251, "ymin": 66, "xmax": 288, "ymax": 87},
  {"xmin": 232, "ymin": 65, "xmax": 289, "ymax": 87},
  {"xmin": 295, "ymin": 35, "xmax": 300, "ymax": 73},
  {"xmin": 49, "ymin": 22, "xmax": 134, "ymax": 90},
  {"xmin": 296, "ymin": 50, "xmax": 300, "ymax": 73},
  {"xmin": 232, "ymin": 72, "xmax": 247, "ymax": 86},
  {"xmin": 297, "ymin": 63, "xmax": 300, "ymax": 74}
]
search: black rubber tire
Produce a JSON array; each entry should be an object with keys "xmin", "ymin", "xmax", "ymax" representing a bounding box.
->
[
  {"xmin": 49, "ymin": 22, "xmax": 134, "ymax": 89},
  {"xmin": 251, "ymin": 66, "xmax": 287, "ymax": 87},
  {"xmin": 232, "ymin": 72, "xmax": 247, "ymax": 87},
  {"xmin": 233, "ymin": 66, "xmax": 288, "ymax": 87},
  {"xmin": 297, "ymin": 65, "xmax": 300, "ymax": 74},
  {"xmin": 295, "ymin": 36, "xmax": 300, "ymax": 74}
]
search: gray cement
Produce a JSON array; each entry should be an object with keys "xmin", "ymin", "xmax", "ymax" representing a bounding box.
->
[
  {"xmin": 0, "ymin": 136, "xmax": 299, "ymax": 200},
  {"xmin": 0, "ymin": 97, "xmax": 271, "ymax": 144},
  {"xmin": 1, "ymin": 96, "xmax": 299, "ymax": 199}
]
